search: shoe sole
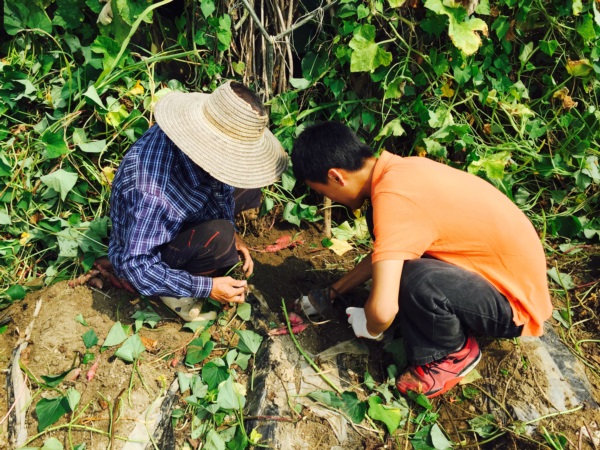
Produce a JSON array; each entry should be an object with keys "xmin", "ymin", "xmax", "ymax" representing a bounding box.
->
[{"xmin": 426, "ymin": 349, "xmax": 482, "ymax": 399}]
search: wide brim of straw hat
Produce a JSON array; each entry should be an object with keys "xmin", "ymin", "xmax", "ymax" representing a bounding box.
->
[{"xmin": 154, "ymin": 89, "xmax": 288, "ymax": 189}]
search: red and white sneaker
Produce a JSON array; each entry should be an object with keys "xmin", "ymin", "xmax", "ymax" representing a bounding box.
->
[{"xmin": 396, "ymin": 336, "xmax": 481, "ymax": 398}]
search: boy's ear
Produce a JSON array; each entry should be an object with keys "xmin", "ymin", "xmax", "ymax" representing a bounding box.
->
[{"xmin": 327, "ymin": 168, "xmax": 346, "ymax": 186}]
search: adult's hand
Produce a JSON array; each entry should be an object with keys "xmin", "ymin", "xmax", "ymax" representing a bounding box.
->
[
  {"xmin": 235, "ymin": 234, "xmax": 254, "ymax": 277},
  {"xmin": 210, "ymin": 276, "xmax": 247, "ymax": 304}
]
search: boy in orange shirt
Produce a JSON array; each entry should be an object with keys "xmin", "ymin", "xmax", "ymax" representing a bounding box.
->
[{"xmin": 291, "ymin": 122, "xmax": 552, "ymax": 398}]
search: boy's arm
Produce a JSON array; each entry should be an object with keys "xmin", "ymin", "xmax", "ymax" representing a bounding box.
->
[
  {"xmin": 330, "ymin": 253, "xmax": 373, "ymax": 299},
  {"xmin": 363, "ymin": 259, "xmax": 404, "ymax": 336}
]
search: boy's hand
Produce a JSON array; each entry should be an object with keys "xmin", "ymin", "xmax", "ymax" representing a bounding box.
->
[
  {"xmin": 346, "ymin": 307, "xmax": 383, "ymax": 340},
  {"xmin": 307, "ymin": 288, "xmax": 333, "ymax": 315}
]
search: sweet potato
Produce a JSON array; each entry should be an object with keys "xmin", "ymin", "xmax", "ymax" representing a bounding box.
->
[{"xmin": 268, "ymin": 323, "xmax": 309, "ymax": 335}]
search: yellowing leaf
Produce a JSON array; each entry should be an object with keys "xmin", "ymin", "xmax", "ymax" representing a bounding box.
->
[
  {"xmin": 499, "ymin": 102, "xmax": 535, "ymax": 117},
  {"xmin": 388, "ymin": 0, "xmax": 407, "ymax": 6},
  {"xmin": 329, "ymin": 238, "xmax": 354, "ymax": 256},
  {"xmin": 354, "ymin": 216, "xmax": 370, "ymax": 240},
  {"xmin": 459, "ymin": 369, "xmax": 482, "ymax": 384},
  {"xmin": 19, "ymin": 232, "xmax": 30, "ymax": 245},
  {"xmin": 440, "ymin": 80, "xmax": 455, "ymax": 98},
  {"xmin": 249, "ymin": 428, "xmax": 263, "ymax": 445},
  {"xmin": 566, "ymin": 59, "xmax": 593, "ymax": 78},
  {"xmin": 232, "ymin": 61, "xmax": 245, "ymax": 75},
  {"xmin": 425, "ymin": 0, "xmax": 488, "ymax": 55},
  {"xmin": 129, "ymin": 80, "xmax": 144, "ymax": 96},
  {"xmin": 102, "ymin": 167, "xmax": 116, "ymax": 185},
  {"xmin": 375, "ymin": 118, "xmax": 406, "ymax": 141},
  {"xmin": 349, "ymin": 24, "xmax": 393, "ymax": 73}
]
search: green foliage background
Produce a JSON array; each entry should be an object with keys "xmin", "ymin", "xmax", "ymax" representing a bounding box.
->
[{"xmin": 1, "ymin": 0, "xmax": 599, "ymax": 306}]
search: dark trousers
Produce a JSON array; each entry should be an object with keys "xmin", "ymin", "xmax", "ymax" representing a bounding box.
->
[
  {"xmin": 398, "ymin": 258, "xmax": 523, "ymax": 365},
  {"xmin": 365, "ymin": 204, "xmax": 522, "ymax": 366},
  {"xmin": 159, "ymin": 188, "xmax": 260, "ymax": 275}
]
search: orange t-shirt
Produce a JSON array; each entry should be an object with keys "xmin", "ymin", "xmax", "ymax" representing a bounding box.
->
[{"xmin": 371, "ymin": 151, "xmax": 552, "ymax": 336}]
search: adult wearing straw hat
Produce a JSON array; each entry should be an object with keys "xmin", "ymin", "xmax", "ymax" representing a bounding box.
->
[{"xmin": 107, "ymin": 81, "xmax": 288, "ymax": 321}]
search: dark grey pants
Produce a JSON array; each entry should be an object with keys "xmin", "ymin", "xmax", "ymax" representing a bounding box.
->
[
  {"xmin": 398, "ymin": 258, "xmax": 523, "ymax": 365},
  {"xmin": 159, "ymin": 188, "xmax": 261, "ymax": 275}
]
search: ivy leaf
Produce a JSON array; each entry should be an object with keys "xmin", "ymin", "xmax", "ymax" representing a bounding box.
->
[
  {"xmin": 468, "ymin": 414, "xmax": 498, "ymax": 438},
  {"xmin": 177, "ymin": 372, "xmax": 192, "ymax": 393},
  {"xmin": 424, "ymin": 0, "xmax": 488, "ymax": 55},
  {"xmin": 567, "ymin": 59, "xmax": 594, "ymax": 78},
  {"xmin": 234, "ymin": 352, "xmax": 251, "ymax": 371},
  {"xmin": 340, "ymin": 391, "xmax": 367, "ymax": 424},
  {"xmin": 55, "ymin": 228, "xmax": 80, "ymax": 258},
  {"xmin": 389, "ymin": 0, "xmax": 407, "ymax": 6},
  {"xmin": 190, "ymin": 374, "xmax": 208, "ymax": 398},
  {"xmin": 349, "ymin": 24, "xmax": 393, "ymax": 72},
  {"xmin": 328, "ymin": 238, "xmax": 354, "ymax": 256},
  {"xmin": 90, "ymin": 36, "xmax": 121, "ymax": 71},
  {"xmin": 204, "ymin": 428, "xmax": 226, "ymax": 450},
  {"xmin": 36, "ymin": 396, "xmax": 70, "ymax": 431},
  {"xmin": 216, "ymin": 14, "xmax": 232, "ymax": 51},
  {"xmin": 576, "ymin": 15, "xmax": 596, "ymax": 41},
  {"xmin": 75, "ymin": 314, "xmax": 88, "ymax": 326},
  {"xmin": 41, "ymin": 132, "xmax": 70, "ymax": 159},
  {"xmin": 130, "ymin": 306, "xmax": 162, "ymax": 330},
  {"xmin": 6, "ymin": 285, "xmax": 27, "ymax": 301},
  {"xmin": 202, "ymin": 358, "xmax": 229, "ymax": 390},
  {"xmin": 384, "ymin": 77, "xmax": 405, "ymax": 99},
  {"xmin": 547, "ymin": 267, "xmax": 575, "ymax": 290},
  {"xmin": 237, "ymin": 303, "xmax": 252, "ymax": 321},
  {"xmin": 182, "ymin": 320, "xmax": 211, "ymax": 333},
  {"xmin": 83, "ymin": 85, "xmax": 105, "ymax": 109},
  {"xmin": 82, "ymin": 329, "xmax": 98, "ymax": 348},
  {"xmin": 40, "ymin": 169, "xmax": 78, "ymax": 201},
  {"xmin": 77, "ymin": 140, "xmax": 106, "ymax": 153},
  {"xmin": 430, "ymin": 423, "xmax": 453, "ymax": 449},
  {"xmin": 215, "ymin": 377, "xmax": 246, "ymax": 410},
  {"xmin": 308, "ymin": 390, "xmax": 343, "ymax": 408},
  {"xmin": 114, "ymin": 334, "xmax": 146, "ymax": 362},
  {"xmin": 41, "ymin": 367, "xmax": 72, "ymax": 388},
  {"xmin": 368, "ymin": 396, "xmax": 403, "ymax": 434},
  {"xmin": 102, "ymin": 321, "xmax": 129, "ymax": 348},
  {"xmin": 38, "ymin": 437, "xmax": 64, "ymax": 449},
  {"xmin": 116, "ymin": 0, "xmax": 152, "ymax": 26},
  {"xmin": 235, "ymin": 329, "xmax": 263, "ymax": 354},
  {"xmin": 289, "ymin": 77, "xmax": 311, "ymax": 89},
  {"xmin": 66, "ymin": 388, "xmax": 81, "ymax": 412},
  {"xmin": 185, "ymin": 338, "xmax": 214, "ymax": 365},
  {"xmin": 375, "ymin": 118, "xmax": 406, "ymax": 141},
  {"xmin": 200, "ymin": 0, "xmax": 216, "ymax": 17},
  {"xmin": 539, "ymin": 40, "xmax": 559, "ymax": 57},
  {"xmin": 53, "ymin": 0, "xmax": 85, "ymax": 30}
]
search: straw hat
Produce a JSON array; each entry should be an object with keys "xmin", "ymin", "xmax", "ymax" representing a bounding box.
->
[{"xmin": 154, "ymin": 81, "xmax": 288, "ymax": 189}]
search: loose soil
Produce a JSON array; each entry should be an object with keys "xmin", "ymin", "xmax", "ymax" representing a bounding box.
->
[{"xmin": 1, "ymin": 218, "xmax": 599, "ymax": 449}]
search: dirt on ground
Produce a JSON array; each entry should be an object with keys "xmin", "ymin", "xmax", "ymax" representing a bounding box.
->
[{"xmin": 1, "ymin": 217, "xmax": 599, "ymax": 449}]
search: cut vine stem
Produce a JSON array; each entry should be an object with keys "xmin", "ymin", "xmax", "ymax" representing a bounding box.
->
[{"xmin": 281, "ymin": 299, "xmax": 342, "ymax": 394}]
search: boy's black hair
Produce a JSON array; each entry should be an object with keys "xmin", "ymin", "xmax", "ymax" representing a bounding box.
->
[{"xmin": 291, "ymin": 122, "xmax": 374, "ymax": 184}]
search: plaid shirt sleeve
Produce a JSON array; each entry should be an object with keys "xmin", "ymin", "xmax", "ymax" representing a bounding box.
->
[{"xmin": 114, "ymin": 189, "xmax": 214, "ymax": 298}]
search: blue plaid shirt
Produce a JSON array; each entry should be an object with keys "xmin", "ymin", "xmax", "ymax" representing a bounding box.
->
[{"xmin": 108, "ymin": 125, "xmax": 235, "ymax": 298}]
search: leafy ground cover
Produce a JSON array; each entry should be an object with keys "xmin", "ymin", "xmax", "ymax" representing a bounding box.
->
[
  {"xmin": 1, "ymin": 0, "xmax": 599, "ymax": 448},
  {"xmin": 0, "ymin": 223, "xmax": 598, "ymax": 449}
]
